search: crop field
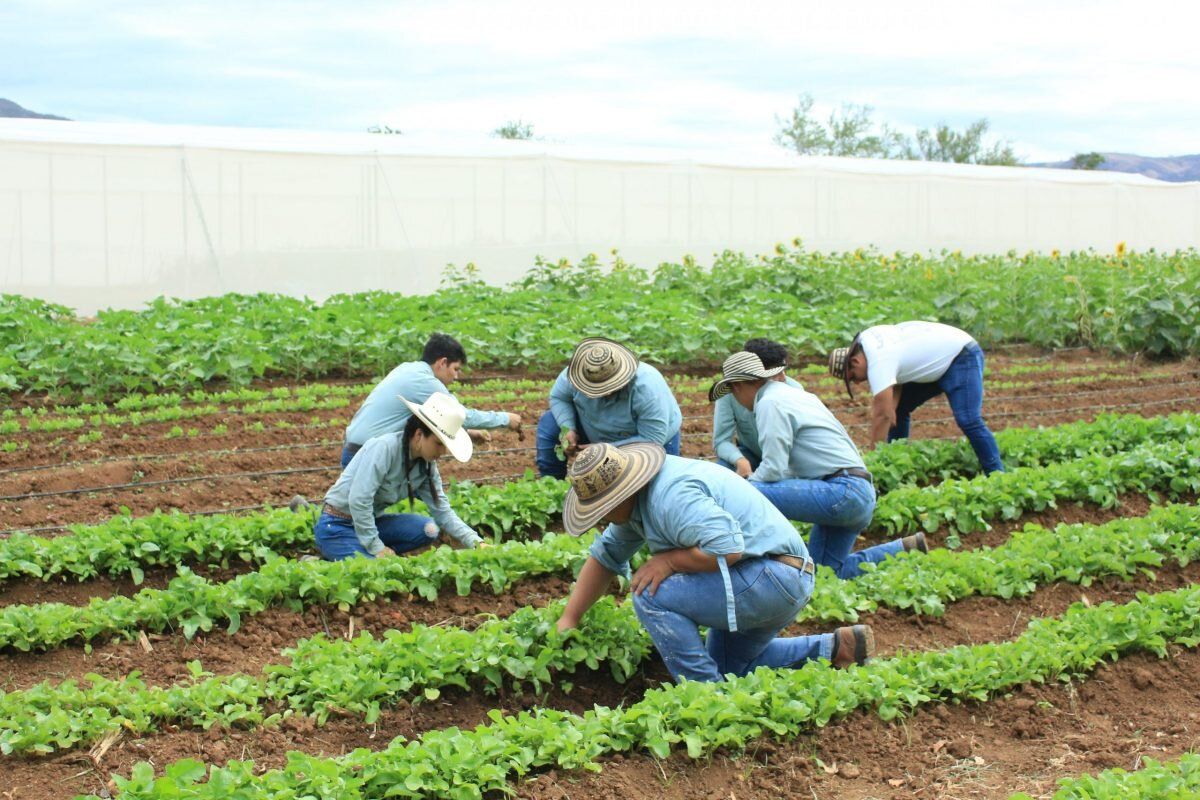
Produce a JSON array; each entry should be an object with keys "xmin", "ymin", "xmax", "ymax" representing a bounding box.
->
[{"xmin": 3, "ymin": 247, "xmax": 1200, "ymax": 800}]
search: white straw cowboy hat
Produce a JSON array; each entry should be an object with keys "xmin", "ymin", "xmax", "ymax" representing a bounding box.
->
[
  {"xmin": 562, "ymin": 442, "xmax": 666, "ymax": 535},
  {"xmin": 707, "ymin": 351, "xmax": 785, "ymax": 402},
  {"xmin": 400, "ymin": 393, "xmax": 473, "ymax": 462},
  {"xmin": 567, "ymin": 337, "xmax": 639, "ymax": 399}
]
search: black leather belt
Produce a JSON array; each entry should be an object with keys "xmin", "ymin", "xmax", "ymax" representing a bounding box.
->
[
  {"xmin": 823, "ymin": 467, "xmax": 873, "ymax": 483},
  {"xmin": 771, "ymin": 554, "xmax": 816, "ymax": 575}
]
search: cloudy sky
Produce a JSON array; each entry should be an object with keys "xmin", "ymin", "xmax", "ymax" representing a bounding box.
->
[{"xmin": 3, "ymin": 0, "xmax": 1198, "ymax": 162}]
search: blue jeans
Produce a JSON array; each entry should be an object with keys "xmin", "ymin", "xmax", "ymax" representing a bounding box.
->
[
  {"xmin": 889, "ymin": 342, "xmax": 1004, "ymax": 474},
  {"xmin": 717, "ymin": 445, "xmax": 760, "ymax": 472},
  {"xmin": 314, "ymin": 511, "xmax": 438, "ymax": 560},
  {"xmin": 340, "ymin": 442, "xmax": 362, "ymax": 469},
  {"xmin": 632, "ymin": 557, "xmax": 832, "ymax": 683},
  {"xmin": 751, "ymin": 475, "xmax": 903, "ymax": 580},
  {"xmin": 534, "ymin": 410, "xmax": 681, "ymax": 479}
]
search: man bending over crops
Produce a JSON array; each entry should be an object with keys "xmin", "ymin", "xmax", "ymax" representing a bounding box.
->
[
  {"xmin": 341, "ymin": 333, "xmax": 521, "ymax": 468},
  {"xmin": 534, "ymin": 337, "xmax": 682, "ymax": 479},
  {"xmin": 314, "ymin": 393, "xmax": 490, "ymax": 559},
  {"xmin": 709, "ymin": 351, "xmax": 923, "ymax": 580},
  {"xmin": 555, "ymin": 442, "xmax": 874, "ymax": 683},
  {"xmin": 712, "ymin": 337, "xmax": 804, "ymax": 477},
  {"xmin": 828, "ymin": 322, "xmax": 1004, "ymax": 474}
]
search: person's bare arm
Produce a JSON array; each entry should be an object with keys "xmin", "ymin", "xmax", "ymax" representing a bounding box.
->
[{"xmin": 869, "ymin": 385, "xmax": 897, "ymax": 444}]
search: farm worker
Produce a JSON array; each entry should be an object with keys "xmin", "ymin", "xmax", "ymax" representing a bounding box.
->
[
  {"xmin": 709, "ymin": 351, "xmax": 924, "ymax": 580},
  {"xmin": 534, "ymin": 337, "xmax": 682, "ymax": 479},
  {"xmin": 342, "ymin": 332, "xmax": 521, "ymax": 468},
  {"xmin": 712, "ymin": 337, "xmax": 804, "ymax": 477},
  {"xmin": 827, "ymin": 321, "xmax": 1004, "ymax": 474},
  {"xmin": 314, "ymin": 393, "xmax": 489, "ymax": 559},
  {"xmin": 555, "ymin": 442, "xmax": 875, "ymax": 683}
]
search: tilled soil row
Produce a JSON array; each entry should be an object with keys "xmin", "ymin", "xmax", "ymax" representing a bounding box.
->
[
  {"xmin": 5, "ymin": 553, "xmax": 1197, "ymax": 800},
  {"xmin": 3, "ymin": 361, "xmax": 1194, "ymax": 473},
  {"xmin": 7, "ymin": 388, "xmax": 1200, "ymax": 532},
  {"xmin": 515, "ymin": 648, "xmax": 1200, "ymax": 800}
]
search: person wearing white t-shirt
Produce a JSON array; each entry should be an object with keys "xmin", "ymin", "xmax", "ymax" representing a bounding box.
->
[{"xmin": 827, "ymin": 322, "xmax": 1004, "ymax": 474}]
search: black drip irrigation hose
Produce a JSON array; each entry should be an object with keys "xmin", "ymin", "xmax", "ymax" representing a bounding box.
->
[
  {"xmin": 3, "ymin": 377, "xmax": 1195, "ymax": 480},
  {"xmin": 1, "ymin": 393, "xmax": 1197, "ymax": 508}
]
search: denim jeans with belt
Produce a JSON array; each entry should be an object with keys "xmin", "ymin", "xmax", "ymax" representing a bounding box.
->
[
  {"xmin": 889, "ymin": 342, "xmax": 1004, "ymax": 474},
  {"xmin": 751, "ymin": 475, "xmax": 903, "ymax": 580},
  {"xmin": 534, "ymin": 410, "xmax": 681, "ymax": 479},
  {"xmin": 631, "ymin": 557, "xmax": 831, "ymax": 683},
  {"xmin": 314, "ymin": 511, "xmax": 438, "ymax": 560}
]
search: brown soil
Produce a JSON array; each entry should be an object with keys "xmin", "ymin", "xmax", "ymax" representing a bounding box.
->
[
  {"xmin": 3, "ymin": 352, "xmax": 1199, "ymax": 800},
  {"xmin": 0, "ymin": 573, "xmax": 574, "ymax": 692},
  {"xmin": 4, "ymin": 381, "xmax": 1199, "ymax": 531},
  {"xmin": 4, "ymin": 557, "xmax": 1197, "ymax": 800}
]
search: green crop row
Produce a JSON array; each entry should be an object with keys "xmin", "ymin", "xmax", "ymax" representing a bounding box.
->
[
  {"xmin": 5, "ymin": 413, "xmax": 1196, "ymax": 588},
  {"xmin": 1009, "ymin": 752, "xmax": 1200, "ymax": 800},
  {"xmin": 0, "ymin": 597, "xmax": 648, "ymax": 756},
  {"xmin": 804, "ymin": 501, "xmax": 1200, "ymax": 620},
  {"xmin": 3, "ymin": 245, "xmax": 1196, "ymax": 399},
  {"xmin": 0, "ymin": 532, "xmax": 594, "ymax": 652},
  {"xmin": 0, "ymin": 473, "xmax": 567, "ymax": 584},
  {"xmin": 870, "ymin": 435, "xmax": 1200, "ymax": 542},
  {"xmin": 90, "ymin": 583, "xmax": 1200, "ymax": 799},
  {"xmin": 6, "ymin": 503, "xmax": 1196, "ymax": 756}
]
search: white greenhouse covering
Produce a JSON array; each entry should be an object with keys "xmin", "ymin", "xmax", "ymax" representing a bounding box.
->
[{"xmin": 1, "ymin": 119, "xmax": 1198, "ymax": 314}]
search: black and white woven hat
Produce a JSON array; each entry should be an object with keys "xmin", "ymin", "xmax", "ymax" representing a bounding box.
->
[{"xmin": 707, "ymin": 351, "xmax": 785, "ymax": 402}]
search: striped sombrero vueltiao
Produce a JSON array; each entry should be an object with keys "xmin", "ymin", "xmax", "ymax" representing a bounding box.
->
[
  {"xmin": 707, "ymin": 351, "xmax": 785, "ymax": 402},
  {"xmin": 567, "ymin": 337, "xmax": 639, "ymax": 398},
  {"xmin": 562, "ymin": 442, "xmax": 666, "ymax": 535}
]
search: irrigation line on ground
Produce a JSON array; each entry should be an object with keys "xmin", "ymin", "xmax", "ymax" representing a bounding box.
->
[
  {"xmin": 10, "ymin": 363, "xmax": 1185, "ymax": 425},
  {"xmin": 4, "ymin": 377, "xmax": 1195, "ymax": 479},
  {"xmin": 2, "ymin": 394, "xmax": 1197, "ymax": 506}
]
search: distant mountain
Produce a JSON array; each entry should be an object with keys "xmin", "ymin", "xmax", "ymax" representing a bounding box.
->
[
  {"xmin": 1034, "ymin": 152, "xmax": 1200, "ymax": 183},
  {"xmin": 0, "ymin": 98, "xmax": 69, "ymax": 121}
]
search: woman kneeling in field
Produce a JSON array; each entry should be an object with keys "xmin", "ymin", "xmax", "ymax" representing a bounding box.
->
[{"xmin": 314, "ymin": 393, "xmax": 487, "ymax": 559}]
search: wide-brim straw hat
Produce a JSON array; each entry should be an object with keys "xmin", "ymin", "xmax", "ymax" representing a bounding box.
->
[
  {"xmin": 400, "ymin": 393, "xmax": 474, "ymax": 462},
  {"xmin": 562, "ymin": 442, "xmax": 666, "ymax": 535},
  {"xmin": 707, "ymin": 351, "xmax": 785, "ymax": 402},
  {"xmin": 567, "ymin": 337, "xmax": 639, "ymax": 398}
]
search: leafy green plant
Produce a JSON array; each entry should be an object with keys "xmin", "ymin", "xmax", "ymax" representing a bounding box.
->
[{"xmin": 88, "ymin": 584, "xmax": 1200, "ymax": 799}]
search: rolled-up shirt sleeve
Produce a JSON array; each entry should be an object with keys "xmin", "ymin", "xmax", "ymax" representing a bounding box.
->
[
  {"xmin": 346, "ymin": 441, "xmax": 390, "ymax": 555},
  {"xmin": 416, "ymin": 464, "xmax": 481, "ymax": 548},
  {"xmin": 748, "ymin": 399, "xmax": 793, "ymax": 484},
  {"xmin": 658, "ymin": 479, "xmax": 745, "ymax": 557},
  {"xmin": 548, "ymin": 370, "xmax": 578, "ymax": 432},
  {"xmin": 588, "ymin": 522, "xmax": 646, "ymax": 577},
  {"xmin": 712, "ymin": 397, "xmax": 744, "ymax": 465},
  {"xmin": 462, "ymin": 407, "xmax": 510, "ymax": 430}
]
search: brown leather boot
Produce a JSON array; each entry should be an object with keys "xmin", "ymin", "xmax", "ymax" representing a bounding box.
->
[
  {"xmin": 901, "ymin": 531, "xmax": 929, "ymax": 553},
  {"xmin": 831, "ymin": 624, "xmax": 875, "ymax": 668}
]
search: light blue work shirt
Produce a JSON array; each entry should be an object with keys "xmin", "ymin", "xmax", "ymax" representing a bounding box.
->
[
  {"xmin": 748, "ymin": 380, "xmax": 866, "ymax": 483},
  {"xmin": 324, "ymin": 432, "xmax": 480, "ymax": 553},
  {"xmin": 548, "ymin": 363, "xmax": 681, "ymax": 446},
  {"xmin": 589, "ymin": 455, "xmax": 810, "ymax": 631},
  {"xmin": 712, "ymin": 375, "xmax": 803, "ymax": 464},
  {"xmin": 345, "ymin": 360, "xmax": 510, "ymax": 446}
]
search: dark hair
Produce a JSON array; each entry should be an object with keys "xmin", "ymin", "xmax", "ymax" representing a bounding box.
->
[
  {"xmin": 422, "ymin": 333, "xmax": 467, "ymax": 366},
  {"xmin": 401, "ymin": 413, "xmax": 440, "ymax": 509},
  {"xmin": 743, "ymin": 338, "xmax": 788, "ymax": 370}
]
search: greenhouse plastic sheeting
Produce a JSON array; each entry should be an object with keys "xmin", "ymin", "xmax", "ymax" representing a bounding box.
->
[{"xmin": 1, "ymin": 120, "xmax": 1198, "ymax": 314}]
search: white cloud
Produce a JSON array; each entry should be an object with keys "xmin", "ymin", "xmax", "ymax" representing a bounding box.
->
[{"xmin": 3, "ymin": 0, "xmax": 1198, "ymax": 159}]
